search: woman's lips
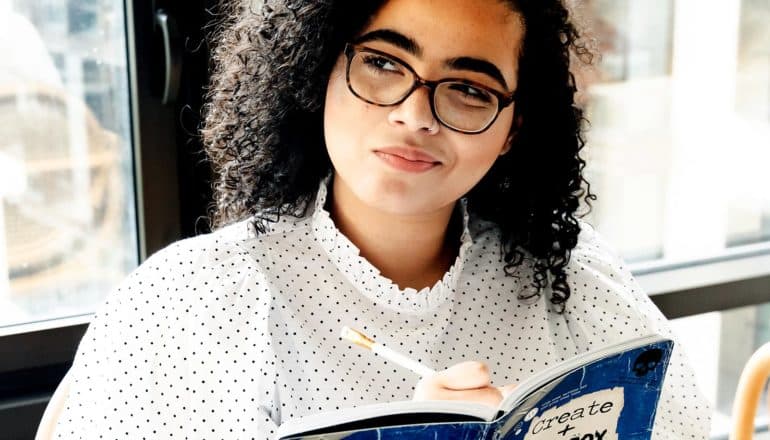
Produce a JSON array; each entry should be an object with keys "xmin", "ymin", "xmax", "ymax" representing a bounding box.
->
[{"xmin": 373, "ymin": 147, "xmax": 441, "ymax": 173}]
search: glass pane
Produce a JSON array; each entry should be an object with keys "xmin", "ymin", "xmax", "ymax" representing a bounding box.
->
[
  {"xmin": 0, "ymin": 0, "xmax": 137, "ymax": 328},
  {"xmin": 670, "ymin": 303, "xmax": 770, "ymax": 438},
  {"xmin": 580, "ymin": 0, "xmax": 770, "ymax": 264}
]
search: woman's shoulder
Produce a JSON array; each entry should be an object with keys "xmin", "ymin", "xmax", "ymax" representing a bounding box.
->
[
  {"xmin": 466, "ymin": 216, "xmax": 617, "ymax": 263},
  {"xmin": 562, "ymin": 220, "xmax": 668, "ymax": 337},
  {"xmin": 563, "ymin": 220, "xmax": 636, "ymax": 296},
  {"xmin": 99, "ymin": 218, "xmax": 273, "ymax": 321},
  {"xmin": 146, "ymin": 218, "xmax": 254, "ymax": 266},
  {"xmin": 129, "ymin": 217, "xmax": 277, "ymax": 291},
  {"xmin": 568, "ymin": 219, "xmax": 633, "ymax": 280},
  {"xmin": 149, "ymin": 213, "xmax": 310, "ymax": 266}
]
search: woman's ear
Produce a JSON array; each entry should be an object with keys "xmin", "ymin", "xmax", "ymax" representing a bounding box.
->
[{"xmin": 500, "ymin": 114, "xmax": 523, "ymax": 156}]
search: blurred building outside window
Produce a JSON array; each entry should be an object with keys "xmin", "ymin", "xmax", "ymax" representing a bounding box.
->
[{"xmin": 0, "ymin": 0, "xmax": 138, "ymax": 329}]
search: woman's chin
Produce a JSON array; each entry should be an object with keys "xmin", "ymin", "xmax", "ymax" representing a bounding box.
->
[
  {"xmin": 356, "ymin": 184, "xmax": 449, "ymax": 217},
  {"xmin": 333, "ymin": 167, "xmax": 456, "ymax": 217}
]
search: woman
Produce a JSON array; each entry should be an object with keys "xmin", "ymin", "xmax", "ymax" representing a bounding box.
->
[{"xmin": 47, "ymin": 0, "xmax": 711, "ymax": 438}]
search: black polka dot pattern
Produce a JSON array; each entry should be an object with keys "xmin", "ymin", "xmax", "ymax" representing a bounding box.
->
[{"xmin": 52, "ymin": 182, "xmax": 711, "ymax": 439}]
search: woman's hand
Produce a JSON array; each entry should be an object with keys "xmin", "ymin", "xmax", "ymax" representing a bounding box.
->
[{"xmin": 412, "ymin": 361, "xmax": 517, "ymax": 409}]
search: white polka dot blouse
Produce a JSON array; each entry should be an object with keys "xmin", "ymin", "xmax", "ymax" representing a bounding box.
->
[{"xmin": 52, "ymin": 180, "xmax": 711, "ymax": 439}]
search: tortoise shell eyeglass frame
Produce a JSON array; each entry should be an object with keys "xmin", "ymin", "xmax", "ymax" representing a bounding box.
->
[{"xmin": 343, "ymin": 43, "xmax": 519, "ymax": 135}]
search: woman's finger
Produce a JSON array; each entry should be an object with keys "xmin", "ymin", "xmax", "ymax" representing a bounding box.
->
[{"xmin": 431, "ymin": 361, "xmax": 492, "ymax": 390}]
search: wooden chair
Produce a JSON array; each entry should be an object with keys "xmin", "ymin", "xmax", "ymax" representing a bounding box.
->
[
  {"xmin": 0, "ymin": 82, "xmax": 125, "ymax": 295},
  {"xmin": 731, "ymin": 342, "xmax": 770, "ymax": 440}
]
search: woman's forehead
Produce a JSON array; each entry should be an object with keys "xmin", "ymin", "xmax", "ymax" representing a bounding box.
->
[{"xmin": 361, "ymin": 0, "xmax": 524, "ymax": 83}]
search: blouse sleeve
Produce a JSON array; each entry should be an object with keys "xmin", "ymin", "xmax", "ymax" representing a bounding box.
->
[
  {"xmin": 556, "ymin": 222, "xmax": 712, "ymax": 439},
  {"xmin": 50, "ymin": 236, "xmax": 281, "ymax": 439}
]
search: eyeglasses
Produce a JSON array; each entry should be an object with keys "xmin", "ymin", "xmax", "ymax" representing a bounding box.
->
[{"xmin": 344, "ymin": 43, "xmax": 518, "ymax": 134}]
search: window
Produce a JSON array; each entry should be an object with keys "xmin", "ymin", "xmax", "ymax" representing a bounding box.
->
[
  {"xmin": 583, "ymin": 0, "xmax": 770, "ymax": 264},
  {"xmin": 672, "ymin": 303, "xmax": 770, "ymax": 437},
  {"xmin": 0, "ymin": 0, "xmax": 138, "ymax": 328},
  {"xmin": 580, "ymin": 0, "xmax": 770, "ymax": 437}
]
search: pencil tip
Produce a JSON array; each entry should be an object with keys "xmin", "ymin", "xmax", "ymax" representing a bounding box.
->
[{"xmin": 339, "ymin": 325, "xmax": 374, "ymax": 349}]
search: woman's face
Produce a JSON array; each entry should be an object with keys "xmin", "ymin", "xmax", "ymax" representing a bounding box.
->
[{"xmin": 324, "ymin": 0, "xmax": 524, "ymax": 216}]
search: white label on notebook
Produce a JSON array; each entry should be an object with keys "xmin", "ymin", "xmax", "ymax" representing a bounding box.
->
[{"xmin": 525, "ymin": 387, "xmax": 623, "ymax": 440}]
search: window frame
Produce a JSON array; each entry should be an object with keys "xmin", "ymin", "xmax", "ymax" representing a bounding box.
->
[{"xmin": 637, "ymin": 246, "xmax": 770, "ymax": 318}]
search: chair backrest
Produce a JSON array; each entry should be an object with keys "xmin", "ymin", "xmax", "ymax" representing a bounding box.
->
[
  {"xmin": 0, "ymin": 82, "xmax": 123, "ymax": 295},
  {"xmin": 34, "ymin": 369, "xmax": 72, "ymax": 440},
  {"xmin": 731, "ymin": 342, "xmax": 770, "ymax": 440}
]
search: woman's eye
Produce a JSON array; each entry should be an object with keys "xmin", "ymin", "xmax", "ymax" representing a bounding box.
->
[
  {"xmin": 362, "ymin": 55, "xmax": 402, "ymax": 74},
  {"xmin": 449, "ymin": 84, "xmax": 493, "ymax": 104}
]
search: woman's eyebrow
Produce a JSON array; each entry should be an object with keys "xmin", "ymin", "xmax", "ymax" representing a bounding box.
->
[
  {"xmin": 444, "ymin": 57, "xmax": 508, "ymax": 89},
  {"xmin": 354, "ymin": 29, "xmax": 423, "ymax": 57},
  {"xmin": 353, "ymin": 29, "xmax": 510, "ymax": 90}
]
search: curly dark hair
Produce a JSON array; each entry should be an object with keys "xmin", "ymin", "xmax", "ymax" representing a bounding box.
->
[{"xmin": 202, "ymin": 0, "xmax": 596, "ymax": 310}]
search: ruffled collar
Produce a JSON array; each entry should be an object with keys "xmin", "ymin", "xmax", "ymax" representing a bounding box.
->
[{"xmin": 310, "ymin": 177, "xmax": 474, "ymax": 315}]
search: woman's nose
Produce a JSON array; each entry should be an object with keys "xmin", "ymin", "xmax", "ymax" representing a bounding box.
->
[{"xmin": 387, "ymin": 86, "xmax": 439, "ymax": 134}]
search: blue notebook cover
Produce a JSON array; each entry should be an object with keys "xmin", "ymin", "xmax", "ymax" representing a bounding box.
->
[{"xmin": 277, "ymin": 335, "xmax": 673, "ymax": 440}]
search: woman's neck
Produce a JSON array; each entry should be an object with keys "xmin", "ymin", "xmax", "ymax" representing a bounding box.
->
[{"xmin": 329, "ymin": 176, "xmax": 460, "ymax": 291}]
